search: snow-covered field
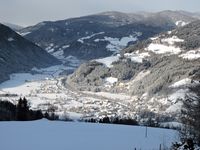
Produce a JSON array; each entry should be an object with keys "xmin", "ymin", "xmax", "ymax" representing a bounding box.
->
[
  {"xmin": 179, "ymin": 50, "xmax": 200, "ymax": 60},
  {"xmin": 124, "ymin": 51, "xmax": 150, "ymax": 63},
  {"xmin": 95, "ymin": 54, "xmax": 120, "ymax": 68},
  {"xmin": 146, "ymin": 34, "xmax": 200, "ymax": 62},
  {"xmin": 146, "ymin": 43, "xmax": 182, "ymax": 54},
  {"xmin": 0, "ymin": 119, "xmax": 178, "ymax": 150},
  {"xmin": 94, "ymin": 33, "xmax": 141, "ymax": 53}
]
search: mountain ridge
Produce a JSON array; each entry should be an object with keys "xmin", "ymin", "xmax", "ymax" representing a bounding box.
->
[
  {"xmin": 2, "ymin": 22, "xmax": 24, "ymax": 31},
  {"xmin": 0, "ymin": 23, "xmax": 60, "ymax": 83},
  {"xmin": 18, "ymin": 10, "xmax": 199, "ymax": 65},
  {"xmin": 66, "ymin": 20, "xmax": 200, "ymax": 119}
]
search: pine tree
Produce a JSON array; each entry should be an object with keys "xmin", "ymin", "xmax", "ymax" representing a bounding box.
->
[
  {"xmin": 16, "ymin": 97, "xmax": 29, "ymax": 121},
  {"xmin": 0, "ymin": 100, "xmax": 16, "ymax": 120},
  {"xmin": 181, "ymin": 85, "xmax": 200, "ymax": 145}
]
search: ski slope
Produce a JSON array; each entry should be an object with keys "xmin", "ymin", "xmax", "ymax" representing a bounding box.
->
[{"xmin": 0, "ymin": 120, "xmax": 178, "ymax": 150}]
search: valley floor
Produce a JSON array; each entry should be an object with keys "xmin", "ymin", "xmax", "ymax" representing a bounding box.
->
[
  {"xmin": 0, "ymin": 119, "xmax": 178, "ymax": 150},
  {"xmin": 0, "ymin": 63, "xmax": 185, "ymax": 125},
  {"xmin": 0, "ymin": 64, "xmax": 137, "ymax": 120}
]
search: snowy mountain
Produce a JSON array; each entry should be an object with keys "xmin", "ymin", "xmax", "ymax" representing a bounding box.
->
[
  {"xmin": 0, "ymin": 23, "xmax": 60, "ymax": 83},
  {"xmin": 0, "ymin": 11, "xmax": 200, "ymax": 124},
  {"xmin": 18, "ymin": 11, "xmax": 183, "ymax": 63},
  {"xmin": 18, "ymin": 11, "xmax": 200, "ymax": 65},
  {"xmin": 67, "ymin": 20, "xmax": 200, "ymax": 121}
]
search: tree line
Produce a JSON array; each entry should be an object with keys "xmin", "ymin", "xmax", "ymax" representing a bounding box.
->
[
  {"xmin": 0, "ymin": 97, "xmax": 58, "ymax": 121},
  {"xmin": 85, "ymin": 116, "xmax": 138, "ymax": 126}
]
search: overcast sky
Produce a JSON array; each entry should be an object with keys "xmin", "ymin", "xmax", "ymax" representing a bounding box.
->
[{"xmin": 0, "ymin": 0, "xmax": 199, "ymax": 26}]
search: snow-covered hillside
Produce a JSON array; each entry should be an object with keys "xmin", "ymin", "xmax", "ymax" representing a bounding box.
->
[
  {"xmin": 1, "ymin": 14, "xmax": 200, "ymax": 127},
  {"xmin": 66, "ymin": 20, "xmax": 200, "ymax": 122},
  {"xmin": 2, "ymin": 21, "xmax": 200, "ymax": 123},
  {"xmin": 20, "ymin": 11, "xmax": 185, "ymax": 61},
  {"xmin": 0, "ymin": 119, "xmax": 178, "ymax": 150}
]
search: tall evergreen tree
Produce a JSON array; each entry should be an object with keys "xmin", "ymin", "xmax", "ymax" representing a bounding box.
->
[
  {"xmin": 0, "ymin": 100, "xmax": 16, "ymax": 120},
  {"xmin": 16, "ymin": 97, "xmax": 29, "ymax": 121},
  {"xmin": 181, "ymin": 84, "xmax": 200, "ymax": 145}
]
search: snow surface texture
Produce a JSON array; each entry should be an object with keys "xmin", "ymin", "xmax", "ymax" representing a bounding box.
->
[
  {"xmin": 146, "ymin": 43, "xmax": 182, "ymax": 55},
  {"xmin": 145, "ymin": 35, "xmax": 185, "ymax": 55},
  {"xmin": 124, "ymin": 51, "xmax": 150, "ymax": 63},
  {"xmin": 45, "ymin": 43, "xmax": 81, "ymax": 66},
  {"xmin": 0, "ymin": 65, "xmax": 72, "ymax": 96},
  {"xmin": 0, "ymin": 120, "xmax": 178, "ymax": 150},
  {"xmin": 175, "ymin": 20, "xmax": 188, "ymax": 27},
  {"xmin": 160, "ymin": 122, "xmax": 182, "ymax": 129},
  {"xmin": 20, "ymin": 32, "xmax": 31, "ymax": 36},
  {"xmin": 104, "ymin": 77, "xmax": 118, "ymax": 88},
  {"xmin": 104, "ymin": 35, "xmax": 138, "ymax": 53},
  {"xmin": 146, "ymin": 34, "xmax": 200, "ymax": 62},
  {"xmin": 179, "ymin": 50, "xmax": 200, "ymax": 60},
  {"xmin": 78, "ymin": 32, "xmax": 105, "ymax": 43},
  {"xmin": 105, "ymin": 77, "xmax": 118, "ymax": 83},
  {"xmin": 7, "ymin": 37, "xmax": 14, "ymax": 42},
  {"xmin": 95, "ymin": 55, "xmax": 120, "ymax": 68},
  {"xmin": 52, "ymin": 49, "xmax": 65, "ymax": 60},
  {"xmin": 166, "ymin": 89, "xmax": 189, "ymax": 112},
  {"xmin": 46, "ymin": 43, "xmax": 81, "ymax": 66},
  {"xmin": 95, "ymin": 33, "xmax": 140, "ymax": 53},
  {"xmin": 161, "ymin": 36, "xmax": 184, "ymax": 45},
  {"xmin": 169, "ymin": 78, "xmax": 194, "ymax": 88}
]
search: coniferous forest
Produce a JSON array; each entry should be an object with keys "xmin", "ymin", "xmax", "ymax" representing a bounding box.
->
[{"xmin": 0, "ymin": 98, "xmax": 57, "ymax": 121}]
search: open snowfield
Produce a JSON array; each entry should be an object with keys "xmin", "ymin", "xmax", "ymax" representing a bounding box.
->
[
  {"xmin": 95, "ymin": 54, "xmax": 120, "ymax": 68},
  {"xmin": 0, "ymin": 119, "xmax": 178, "ymax": 150}
]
